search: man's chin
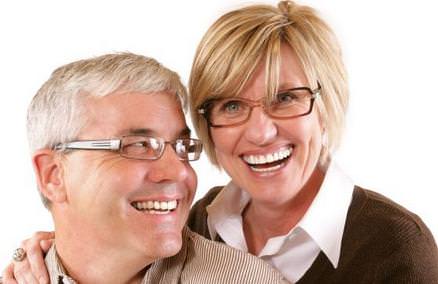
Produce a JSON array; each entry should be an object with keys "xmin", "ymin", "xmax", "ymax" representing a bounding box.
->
[
  {"xmin": 138, "ymin": 230, "xmax": 183, "ymax": 259},
  {"xmin": 158, "ymin": 238, "xmax": 183, "ymax": 257}
]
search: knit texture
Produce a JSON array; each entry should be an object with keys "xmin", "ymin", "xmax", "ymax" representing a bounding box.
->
[
  {"xmin": 44, "ymin": 227, "xmax": 289, "ymax": 283},
  {"xmin": 188, "ymin": 186, "xmax": 438, "ymax": 283}
]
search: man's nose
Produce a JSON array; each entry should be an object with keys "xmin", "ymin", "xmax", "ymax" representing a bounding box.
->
[
  {"xmin": 146, "ymin": 144, "xmax": 189, "ymax": 183},
  {"xmin": 243, "ymin": 107, "xmax": 278, "ymax": 146}
]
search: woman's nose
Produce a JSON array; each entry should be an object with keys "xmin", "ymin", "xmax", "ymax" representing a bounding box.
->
[{"xmin": 243, "ymin": 107, "xmax": 278, "ymax": 146}]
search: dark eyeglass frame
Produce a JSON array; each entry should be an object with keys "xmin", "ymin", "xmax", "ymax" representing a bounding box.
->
[
  {"xmin": 198, "ymin": 83, "xmax": 321, "ymax": 128},
  {"xmin": 53, "ymin": 135, "xmax": 203, "ymax": 161}
]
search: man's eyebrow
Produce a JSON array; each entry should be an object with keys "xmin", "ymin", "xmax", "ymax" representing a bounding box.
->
[
  {"xmin": 123, "ymin": 127, "xmax": 192, "ymax": 138},
  {"xmin": 126, "ymin": 128, "xmax": 155, "ymax": 136}
]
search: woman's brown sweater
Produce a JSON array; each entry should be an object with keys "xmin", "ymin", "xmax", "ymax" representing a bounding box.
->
[{"xmin": 188, "ymin": 186, "xmax": 438, "ymax": 283}]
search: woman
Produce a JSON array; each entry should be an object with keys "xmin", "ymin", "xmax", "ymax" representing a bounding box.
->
[
  {"xmin": 186, "ymin": 1, "xmax": 438, "ymax": 282},
  {"xmin": 4, "ymin": 1, "xmax": 438, "ymax": 283}
]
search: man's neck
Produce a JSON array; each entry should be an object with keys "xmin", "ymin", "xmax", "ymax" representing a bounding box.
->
[{"xmin": 53, "ymin": 229, "xmax": 153, "ymax": 284}]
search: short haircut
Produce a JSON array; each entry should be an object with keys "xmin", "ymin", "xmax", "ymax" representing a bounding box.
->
[
  {"xmin": 189, "ymin": 0, "xmax": 348, "ymax": 166},
  {"xmin": 28, "ymin": 52, "xmax": 187, "ymax": 207}
]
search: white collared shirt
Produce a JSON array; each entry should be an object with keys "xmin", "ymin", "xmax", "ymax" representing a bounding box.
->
[{"xmin": 206, "ymin": 162, "xmax": 354, "ymax": 283}]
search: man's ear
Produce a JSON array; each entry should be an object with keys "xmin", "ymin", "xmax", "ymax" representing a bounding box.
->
[{"xmin": 32, "ymin": 149, "xmax": 67, "ymax": 203}]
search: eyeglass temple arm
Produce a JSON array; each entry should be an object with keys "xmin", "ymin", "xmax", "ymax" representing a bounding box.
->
[
  {"xmin": 313, "ymin": 82, "xmax": 321, "ymax": 92},
  {"xmin": 310, "ymin": 82, "xmax": 322, "ymax": 99},
  {"xmin": 54, "ymin": 139, "xmax": 121, "ymax": 151}
]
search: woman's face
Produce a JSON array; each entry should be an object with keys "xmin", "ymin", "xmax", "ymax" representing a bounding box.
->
[{"xmin": 210, "ymin": 44, "xmax": 323, "ymax": 206}]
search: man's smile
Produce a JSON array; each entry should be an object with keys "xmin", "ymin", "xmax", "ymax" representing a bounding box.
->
[{"xmin": 131, "ymin": 200, "xmax": 178, "ymax": 214}]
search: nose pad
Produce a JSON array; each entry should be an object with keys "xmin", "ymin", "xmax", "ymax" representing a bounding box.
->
[
  {"xmin": 243, "ymin": 107, "xmax": 278, "ymax": 145},
  {"xmin": 146, "ymin": 144, "xmax": 189, "ymax": 183}
]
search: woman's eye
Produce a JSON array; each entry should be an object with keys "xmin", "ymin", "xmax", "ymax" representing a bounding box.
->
[
  {"xmin": 222, "ymin": 100, "xmax": 242, "ymax": 113},
  {"xmin": 276, "ymin": 92, "xmax": 297, "ymax": 104}
]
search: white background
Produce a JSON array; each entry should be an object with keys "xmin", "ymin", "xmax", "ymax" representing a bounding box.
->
[{"xmin": 1, "ymin": 0, "xmax": 437, "ymax": 269}]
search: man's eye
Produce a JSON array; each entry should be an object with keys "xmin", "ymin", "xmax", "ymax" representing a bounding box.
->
[
  {"xmin": 123, "ymin": 141, "xmax": 145, "ymax": 148},
  {"xmin": 127, "ymin": 140, "xmax": 159, "ymax": 150},
  {"xmin": 123, "ymin": 141, "xmax": 145, "ymax": 150}
]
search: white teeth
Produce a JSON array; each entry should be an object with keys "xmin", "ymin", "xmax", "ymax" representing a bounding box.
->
[
  {"xmin": 243, "ymin": 147, "xmax": 292, "ymax": 165},
  {"xmin": 154, "ymin": 201, "xmax": 160, "ymax": 210},
  {"xmin": 250, "ymin": 164, "xmax": 282, "ymax": 172},
  {"xmin": 132, "ymin": 200, "xmax": 178, "ymax": 212},
  {"xmin": 160, "ymin": 201, "xmax": 168, "ymax": 210},
  {"xmin": 168, "ymin": 200, "xmax": 177, "ymax": 209},
  {"xmin": 247, "ymin": 156, "xmax": 255, "ymax": 164},
  {"xmin": 148, "ymin": 210, "xmax": 170, "ymax": 215},
  {"xmin": 147, "ymin": 201, "xmax": 154, "ymax": 209}
]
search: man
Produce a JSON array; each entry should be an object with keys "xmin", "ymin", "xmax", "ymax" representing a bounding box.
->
[{"xmin": 1, "ymin": 53, "xmax": 287, "ymax": 283}]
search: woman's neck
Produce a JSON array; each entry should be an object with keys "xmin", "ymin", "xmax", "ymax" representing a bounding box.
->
[{"xmin": 242, "ymin": 166, "xmax": 325, "ymax": 255}]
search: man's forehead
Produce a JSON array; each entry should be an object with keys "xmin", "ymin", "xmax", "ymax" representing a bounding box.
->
[{"xmin": 81, "ymin": 91, "xmax": 188, "ymax": 139}]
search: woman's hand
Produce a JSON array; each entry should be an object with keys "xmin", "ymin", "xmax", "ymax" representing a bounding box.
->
[{"xmin": 2, "ymin": 231, "xmax": 54, "ymax": 284}]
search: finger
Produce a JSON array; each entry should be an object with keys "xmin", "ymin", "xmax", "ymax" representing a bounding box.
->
[
  {"xmin": 13, "ymin": 259, "xmax": 39, "ymax": 284},
  {"xmin": 39, "ymin": 239, "xmax": 53, "ymax": 253},
  {"xmin": 25, "ymin": 248, "xmax": 49, "ymax": 284},
  {"xmin": 11, "ymin": 231, "xmax": 53, "ymax": 284},
  {"xmin": 30, "ymin": 231, "xmax": 55, "ymax": 244},
  {"xmin": 2, "ymin": 263, "xmax": 18, "ymax": 284},
  {"xmin": 22, "ymin": 233, "xmax": 52, "ymax": 284}
]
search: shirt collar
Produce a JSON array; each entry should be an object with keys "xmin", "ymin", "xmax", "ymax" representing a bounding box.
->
[
  {"xmin": 207, "ymin": 161, "xmax": 354, "ymax": 268},
  {"xmin": 297, "ymin": 162, "xmax": 354, "ymax": 267},
  {"xmin": 45, "ymin": 245, "xmax": 77, "ymax": 284},
  {"xmin": 207, "ymin": 182, "xmax": 251, "ymax": 249}
]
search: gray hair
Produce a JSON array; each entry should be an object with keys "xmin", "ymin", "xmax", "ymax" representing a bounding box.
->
[{"xmin": 27, "ymin": 52, "xmax": 187, "ymax": 207}]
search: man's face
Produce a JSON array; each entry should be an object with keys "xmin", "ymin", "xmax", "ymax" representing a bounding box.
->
[{"xmin": 59, "ymin": 91, "xmax": 196, "ymax": 262}]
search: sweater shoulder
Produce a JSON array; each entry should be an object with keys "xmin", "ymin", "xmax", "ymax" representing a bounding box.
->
[
  {"xmin": 183, "ymin": 228, "xmax": 289, "ymax": 283},
  {"xmin": 341, "ymin": 186, "xmax": 438, "ymax": 262},
  {"xmin": 342, "ymin": 187, "xmax": 438, "ymax": 282},
  {"xmin": 350, "ymin": 186, "xmax": 433, "ymax": 242}
]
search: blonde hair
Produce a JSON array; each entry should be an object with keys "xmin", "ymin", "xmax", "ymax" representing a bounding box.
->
[
  {"xmin": 189, "ymin": 0, "xmax": 348, "ymax": 166},
  {"xmin": 28, "ymin": 52, "xmax": 187, "ymax": 207}
]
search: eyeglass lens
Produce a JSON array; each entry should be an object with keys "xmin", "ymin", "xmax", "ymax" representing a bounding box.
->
[
  {"xmin": 120, "ymin": 136, "xmax": 201, "ymax": 161},
  {"xmin": 209, "ymin": 88, "xmax": 314, "ymax": 126}
]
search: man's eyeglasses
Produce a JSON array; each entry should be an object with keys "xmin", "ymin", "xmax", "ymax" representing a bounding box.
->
[
  {"xmin": 198, "ymin": 84, "xmax": 321, "ymax": 128},
  {"xmin": 54, "ymin": 135, "xmax": 203, "ymax": 161}
]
